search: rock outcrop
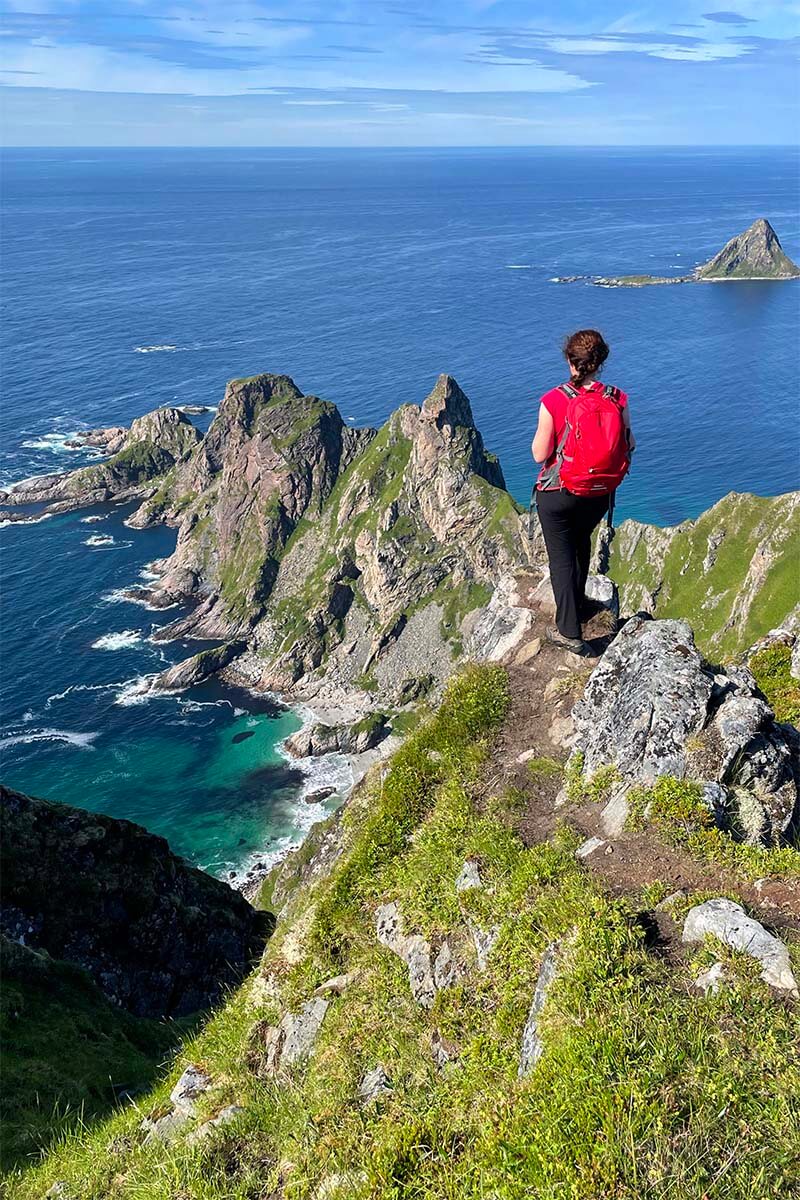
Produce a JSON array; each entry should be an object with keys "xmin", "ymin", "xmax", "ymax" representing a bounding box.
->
[
  {"xmin": 19, "ymin": 372, "xmax": 528, "ymax": 707},
  {"xmin": 0, "ymin": 408, "xmax": 200, "ymax": 514},
  {"xmin": 696, "ymin": 218, "xmax": 800, "ymax": 281},
  {"xmin": 0, "ymin": 785, "xmax": 272, "ymax": 1019},
  {"xmin": 571, "ymin": 617, "xmax": 799, "ymax": 840},
  {"xmin": 682, "ymin": 899, "xmax": 798, "ymax": 995}
]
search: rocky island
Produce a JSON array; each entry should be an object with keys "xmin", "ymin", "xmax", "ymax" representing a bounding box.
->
[{"xmin": 553, "ymin": 217, "xmax": 800, "ymax": 287}]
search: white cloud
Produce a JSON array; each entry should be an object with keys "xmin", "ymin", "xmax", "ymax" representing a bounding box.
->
[{"xmin": 546, "ymin": 35, "xmax": 750, "ymax": 61}]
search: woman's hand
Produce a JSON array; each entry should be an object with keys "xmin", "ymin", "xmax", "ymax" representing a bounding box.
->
[{"xmin": 532, "ymin": 403, "xmax": 555, "ymax": 463}]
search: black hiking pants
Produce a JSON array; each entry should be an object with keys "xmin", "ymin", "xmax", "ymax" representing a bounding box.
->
[{"xmin": 535, "ymin": 488, "xmax": 610, "ymax": 640}]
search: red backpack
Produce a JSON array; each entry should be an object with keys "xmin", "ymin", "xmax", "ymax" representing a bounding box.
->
[{"xmin": 547, "ymin": 382, "xmax": 630, "ymax": 497}]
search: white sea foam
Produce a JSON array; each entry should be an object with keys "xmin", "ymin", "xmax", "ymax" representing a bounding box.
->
[
  {"xmin": 21, "ymin": 711, "xmax": 35, "ymax": 723},
  {"xmin": 83, "ymin": 534, "xmax": 116, "ymax": 547},
  {"xmin": 91, "ymin": 630, "xmax": 143, "ymax": 651},
  {"xmin": 80, "ymin": 514, "xmax": 107, "ymax": 524},
  {"xmin": 134, "ymin": 344, "xmax": 185, "ymax": 353},
  {"xmin": 0, "ymin": 727, "xmax": 99, "ymax": 751},
  {"xmin": 114, "ymin": 675, "xmax": 159, "ymax": 706},
  {"xmin": 0, "ymin": 512, "xmax": 54, "ymax": 529},
  {"xmin": 506, "ymin": 264, "xmax": 532, "ymax": 269},
  {"xmin": 20, "ymin": 430, "xmax": 87, "ymax": 454},
  {"xmin": 45, "ymin": 681, "xmax": 119, "ymax": 709},
  {"xmin": 103, "ymin": 587, "xmax": 178, "ymax": 610}
]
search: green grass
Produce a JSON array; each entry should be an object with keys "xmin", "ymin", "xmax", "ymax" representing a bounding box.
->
[
  {"xmin": 610, "ymin": 493, "xmax": 800, "ymax": 659},
  {"xmin": 0, "ymin": 939, "xmax": 189, "ymax": 1174},
  {"xmin": 7, "ymin": 667, "xmax": 800, "ymax": 1200},
  {"xmin": 749, "ymin": 642, "xmax": 800, "ymax": 726},
  {"xmin": 626, "ymin": 776, "xmax": 800, "ymax": 880}
]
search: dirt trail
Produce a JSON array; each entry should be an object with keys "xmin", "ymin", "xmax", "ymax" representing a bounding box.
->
[{"xmin": 483, "ymin": 577, "xmax": 800, "ymax": 938}]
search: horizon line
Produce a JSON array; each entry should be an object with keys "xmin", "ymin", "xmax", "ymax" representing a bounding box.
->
[{"xmin": 2, "ymin": 142, "xmax": 798, "ymax": 151}]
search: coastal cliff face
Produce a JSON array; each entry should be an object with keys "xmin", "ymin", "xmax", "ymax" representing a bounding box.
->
[
  {"xmin": 132, "ymin": 373, "xmax": 526, "ymax": 692},
  {"xmin": 0, "ymin": 785, "xmax": 272, "ymax": 1020}
]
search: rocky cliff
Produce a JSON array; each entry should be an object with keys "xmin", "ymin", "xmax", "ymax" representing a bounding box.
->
[
  {"xmin": 1, "ymin": 373, "xmax": 529, "ymax": 715},
  {"xmin": 608, "ymin": 490, "xmax": 800, "ymax": 658},
  {"xmin": 0, "ymin": 785, "xmax": 272, "ymax": 1020}
]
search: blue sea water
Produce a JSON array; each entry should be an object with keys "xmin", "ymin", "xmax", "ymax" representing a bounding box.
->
[{"xmin": 1, "ymin": 147, "xmax": 798, "ymax": 877}]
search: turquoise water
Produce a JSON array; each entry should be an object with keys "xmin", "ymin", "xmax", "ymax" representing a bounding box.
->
[{"xmin": 1, "ymin": 147, "xmax": 798, "ymax": 876}]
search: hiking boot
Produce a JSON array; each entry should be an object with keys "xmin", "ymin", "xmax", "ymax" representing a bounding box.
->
[{"xmin": 545, "ymin": 626, "xmax": 591, "ymax": 656}]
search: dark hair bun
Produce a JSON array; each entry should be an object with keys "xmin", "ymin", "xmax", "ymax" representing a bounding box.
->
[{"xmin": 563, "ymin": 329, "xmax": 609, "ymax": 386}]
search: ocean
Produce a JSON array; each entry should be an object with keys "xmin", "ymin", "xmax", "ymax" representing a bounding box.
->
[{"xmin": 1, "ymin": 146, "xmax": 798, "ymax": 879}]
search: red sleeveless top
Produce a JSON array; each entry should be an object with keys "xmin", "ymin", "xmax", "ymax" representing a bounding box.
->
[{"xmin": 536, "ymin": 381, "xmax": 628, "ymax": 490}]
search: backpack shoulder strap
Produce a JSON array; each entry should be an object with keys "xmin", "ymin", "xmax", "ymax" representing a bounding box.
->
[
  {"xmin": 602, "ymin": 384, "xmax": 622, "ymax": 403},
  {"xmin": 558, "ymin": 383, "xmax": 579, "ymax": 399}
]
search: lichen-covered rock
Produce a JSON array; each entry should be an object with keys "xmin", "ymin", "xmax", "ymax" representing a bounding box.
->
[
  {"xmin": 572, "ymin": 618, "xmax": 799, "ymax": 837},
  {"xmin": 572, "ymin": 617, "xmax": 713, "ymax": 781},
  {"xmin": 702, "ymin": 672, "xmax": 799, "ymax": 836},
  {"xmin": 375, "ymin": 901, "xmax": 467, "ymax": 1008},
  {"xmin": 682, "ymin": 899, "xmax": 798, "ymax": 996},
  {"xmin": 358, "ymin": 1064, "xmax": 393, "ymax": 1104},
  {"xmin": 519, "ymin": 942, "xmax": 559, "ymax": 1076},
  {"xmin": 0, "ymin": 786, "xmax": 271, "ymax": 1019},
  {"xmin": 253, "ymin": 998, "xmax": 330, "ymax": 1075},
  {"xmin": 142, "ymin": 1064, "xmax": 213, "ymax": 1143}
]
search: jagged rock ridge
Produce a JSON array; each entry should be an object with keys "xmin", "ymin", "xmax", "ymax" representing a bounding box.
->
[{"xmin": 2, "ymin": 372, "xmax": 530, "ymax": 707}]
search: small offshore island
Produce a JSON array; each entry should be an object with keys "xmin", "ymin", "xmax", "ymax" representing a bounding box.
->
[{"xmin": 554, "ymin": 217, "xmax": 800, "ymax": 287}]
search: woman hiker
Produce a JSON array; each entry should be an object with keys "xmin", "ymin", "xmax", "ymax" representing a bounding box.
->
[{"xmin": 531, "ymin": 329, "xmax": 635, "ymax": 658}]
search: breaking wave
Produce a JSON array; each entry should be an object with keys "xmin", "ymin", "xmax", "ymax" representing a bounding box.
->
[{"xmin": 91, "ymin": 630, "xmax": 143, "ymax": 651}]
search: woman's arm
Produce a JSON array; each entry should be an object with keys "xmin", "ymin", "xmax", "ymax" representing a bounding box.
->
[
  {"xmin": 532, "ymin": 403, "xmax": 555, "ymax": 464},
  {"xmin": 623, "ymin": 405, "xmax": 636, "ymax": 452}
]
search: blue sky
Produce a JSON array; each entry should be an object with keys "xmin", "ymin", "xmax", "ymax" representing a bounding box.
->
[{"xmin": 1, "ymin": 1, "xmax": 798, "ymax": 145}]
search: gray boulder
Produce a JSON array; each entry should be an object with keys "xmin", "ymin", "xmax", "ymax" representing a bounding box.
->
[
  {"xmin": 682, "ymin": 899, "xmax": 798, "ymax": 996},
  {"xmin": 375, "ymin": 901, "xmax": 467, "ymax": 1008},
  {"xmin": 258, "ymin": 998, "xmax": 330, "ymax": 1074},
  {"xmin": 573, "ymin": 617, "xmax": 712, "ymax": 781},
  {"xmin": 358, "ymin": 1064, "xmax": 393, "ymax": 1104},
  {"xmin": 142, "ymin": 1064, "xmax": 212, "ymax": 1143},
  {"xmin": 571, "ymin": 618, "xmax": 799, "ymax": 839}
]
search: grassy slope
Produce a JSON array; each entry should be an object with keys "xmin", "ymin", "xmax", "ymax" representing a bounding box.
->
[
  {"xmin": 610, "ymin": 491, "xmax": 800, "ymax": 659},
  {"xmin": 0, "ymin": 939, "xmax": 188, "ymax": 1174},
  {"xmin": 10, "ymin": 667, "xmax": 799, "ymax": 1200}
]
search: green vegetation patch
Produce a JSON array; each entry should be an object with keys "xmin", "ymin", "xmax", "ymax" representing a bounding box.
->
[
  {"xmin": 749, "ymin": 642, "xmax": 800, "ymax": 726},
  {"xmin": 8, "ymin": 667, "xmax": 800, "ymax": 1200},
  {"xmin": 0, "ymin": 938, "xmax": 188, "ymax": 1174},
  {"xmin": 626, "ymin": 776, "xmax": 800, "ymax": 880}
]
